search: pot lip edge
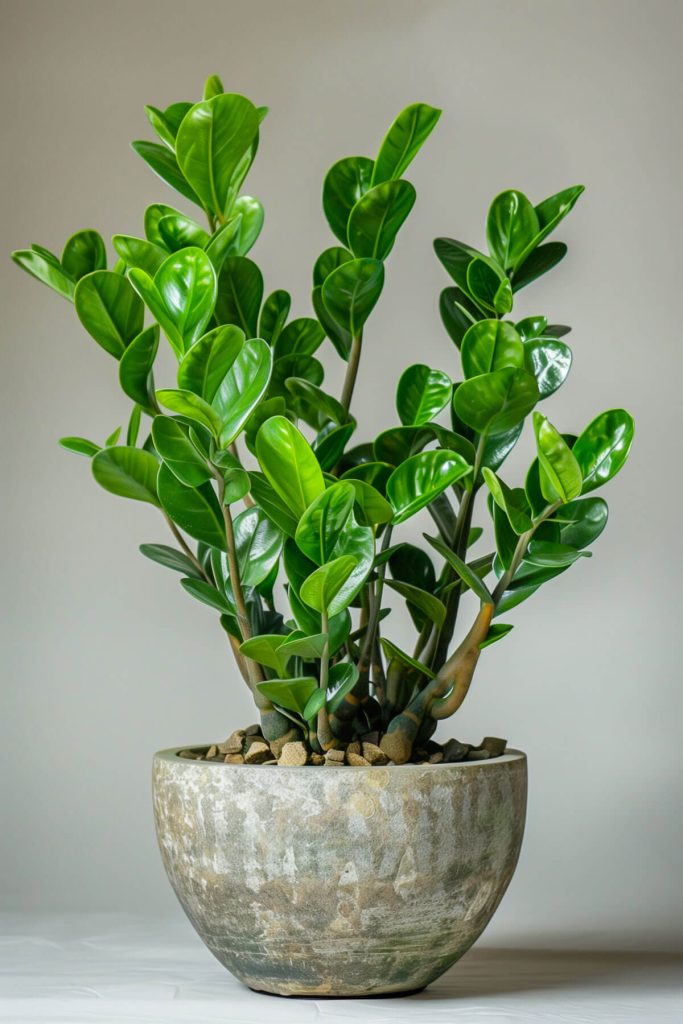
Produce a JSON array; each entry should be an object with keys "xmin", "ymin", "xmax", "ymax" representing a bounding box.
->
[{"xmin": 153, "ymin": 746, "xmax": 527, "ymax": 769}]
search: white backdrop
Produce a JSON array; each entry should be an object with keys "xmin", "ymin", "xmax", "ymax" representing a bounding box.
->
[{"xmin": 2, "ymin": 0, "xmax": 681, "ymax": 950}]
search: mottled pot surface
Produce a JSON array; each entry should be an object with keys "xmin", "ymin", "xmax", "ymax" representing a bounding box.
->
[{"xmin": 153, "ymin": 748, "xmax": 527, "ymax": 997}]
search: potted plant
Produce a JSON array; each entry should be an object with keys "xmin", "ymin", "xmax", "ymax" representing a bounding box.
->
[{"xmin": 12, "ymin": 75, "xmax": 634, "ymax": 998}]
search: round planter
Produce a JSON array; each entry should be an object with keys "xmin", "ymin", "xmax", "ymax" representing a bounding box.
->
[{"xmin": 153, "ymin": 747, "xmax": 527, "ymax": 997}]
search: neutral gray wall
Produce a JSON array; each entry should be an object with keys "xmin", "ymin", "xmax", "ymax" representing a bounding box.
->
[{"xmin": 2, "ymin": 0, "xmax": 681, "ymax": 950}]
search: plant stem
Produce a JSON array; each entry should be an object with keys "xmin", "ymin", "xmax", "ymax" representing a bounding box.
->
[
  {"xmin": 163, "ymin": 513, "xmax": 210, "ymax": 582},
  {"xmin": 340, "ymin": 334, "xmax": 362, "ymax": 413},
  {"xmin": 358, "ymin": 526, "xmax": 393, "ymax": 675},
  {"xmin": 491, "ymin": 501, "xmax": 561, "ymax": 604},
  {"xmin": 319, "ymin": 612, "xmax": 330, "ymax": 693}
]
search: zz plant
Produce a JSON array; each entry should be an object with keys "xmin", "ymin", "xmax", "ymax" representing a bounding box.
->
[{"xmin": 12, "ymin": 75, "xmax": 634, "ymax": 764}]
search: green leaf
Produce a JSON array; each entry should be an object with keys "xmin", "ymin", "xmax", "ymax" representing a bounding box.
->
[
  {"xmin": 486, "ymin": 190, "xmax": 540, "ymax": 270},
  {"xmin": 256, "ymin": 416, "xmax": 325, "ymax": 518},
  {"xmin": 313, "ymin": 247, "xmax": 353, "ymax": 288},
  {"xmin": 467, "ymin": 257, "xmax": 513, "ymax": 315},
  {"xmin": 112, "ymin": 235, "xmax": 166, "ymax": 277},
  {"xmin": 396, "ymin": 364, "xmax": 452, "ymax": 426},
  {"xmin": 177, "ymin": 324, "xmax": 244, "ymax": 402},
  {"xmin": 513, "ymin": 185, "xmax": 585, "ymax": 272},
  {"xmin": 326, "ymin": 662, "xmax": 360, "ymax": 712},
  {"xmin": 516, "ymin": 316, "xmax": 548, "ymax": 341},
  {"xmin": 300, "ymin": 555, "xmax": 358, "ymax": 617},
  {"xmin": 385, "ymin": 579, "xmax": 446, "ymax": 628},
  {"xmin": 212, "ymin": 337, "xmax": 272, "ymax": 447},
  {"xmin": 512, "ymin": 242, "xmax": 567, "ymax": 291},
  {"xmin": 387, "ymin": 450, "xmax": 471, "ymax": 524},
  {"xmin": 203, "ymin": 215, "xmax": 242, "ymax": 275},
  {"xmin": 143, "ymin": 203, "xmax": 183, "ymax": 246},
  {"xmin": 524, "ymin": 337, "xmax": 572, "ymax": 398},
  {"xmin": 525, "ymin": 540, "xmax": 589, "ymax": 567},
  {"xmin": 181, "ymin": 577, "xmax": 234, "ymax": 614},
  {"xmin": 312, "ymin": 283, "xmax": 351, "ymax": 359},
  {"xmin": 248, "ymin": 471, "xmax": 299, "ymax": 537},
  {"xmin": 533, "ymin": 413, "xmax": 583, "ymax": 503},
  {"xmin": 553, "ymin": 496, "xmax": 609, "ymax": 549},
  {"xmin": 203, "ymin": 74, "xmax": 224, "ymax": 100},
  {"xmin": 59, "ymin": 436, "xmax": 101, "ymax": 457},
  {"xmin": 256, "ymin": 677, "xmax": 318, "ymax": 717},
  {"xmin": 119, "ymin": 325, "xmax": 159, "ymax": 414},
  {"xmin": 234, "ymin": 506, "xmax": 283, "ymax": 586},
  {"xmin": 453, "ymin": 368, "xmax": 539, "ymax": 435},
  {"xmin": 279, "ymin": 631, "xmax": 329, "ymax": 659},
  {"xmin": 273, "ymin": 317, "xmax": 325, "ymax": 360},
  {"xmin": 131, "ymin": 140, "xmax": 200, "ymax": 205},
  {"xmin": 380, "ymin": 638, "xmax": 435, "ymax": 679},
  {"xmin": 322, "ymin": 156, "xmax": 373, "ymax": 245},
  {"xmin": 240, "ymin": 634, "xmax": 291, "ymax": 676},
  {"xmin": 269, "ymin": 353, "xmax": 324, "ymax": 402},
  {"xmin": 139, "ymin": 543, "xmax": 203, "ymax": 579},
  {"xmin": 61, "ymin": 230, "xmax": 106, "ymax": 281},
  {"xmin": 215, "ymin": 255, "xmax": 263, "ymax": 335},
  {"xmin": 572, "ymin": 409, "xmax": 635, "ymax": 494},
  {"xmin": 131, "ymin": 247, "xmax": 217, "ymax": 356},
  {"xmin": 482, "ymin": 468, "xmax": 532, "ymax": 534},
  {"xmin": 439, "ymin": 287, "xmax": 479, "ymax": 348},
  {"xmin": 11, "ymin": 246, "xmax": 75, "ymax": 300},
  {"xmin": 152, "ymin": 416, "xmax": 211, "ymax": 487},
  {"xmin": 303, "ymin": 687, "xmax": 327, "ymax": 722},
  {"xmin": 214, "ymin": 451, "xmax": 251, "ymax": 505},
  {"xmin": 425, "ymin": 534, "xmax": 493, "ymax": 604},
  {"xmin": 371, "ymin": 102, "xmax": 441, "ymax": 184},
  {"xmin": 258, "ymin": 289, "xmax": 291, "ymax": 345},
  {"xmin": 373, "ymin": 425, "xmax": 435, "ymax": 465},
  {"xmin": 229, "ymin": 195, "xmax": 265, "ymax": 256},
  {"xmin": 481, "ymin": 422, "xmax": 523, "ymax": 473},
  {"xmin": 347, "ymin": 180, "xmax": 416, "ymax": 260},
  {"xmin": 175, "ymin": 94, "xmax": 260, "ymax": 216},
  {"xmin": 157, "ymin": 463, "xmax": 225, "ymax": 549},
  {"xmin": 321, "ymin": 258, "xmax": 384, "ymax": 338},
  {"xmin": 156, "ymin": 388, "xmax": 221, "ymax": 437},
  {"xmin": 105, "ymin": 426, "xmax": 122, "ymax": 447},
  {"xmin": 157, "ymin": 213, "xmax": 209, "ymax": 252},
  {"xmin": 345, "ymin": 479, "xmax": 393, "ymax": 526},
  {"xmin": 144, "ymin": 102, "xmax": 192, "ymax": 149},
  {"xmin": 295, "ymin": 481, "xmax": 355, "ymax": 565},
  {"xmin": 480, "ymin": 623, "xmax": 514, "ymax": 649},
  {"xmin": 461, "ymin": 320, "xmax": 524, "ymax": 379},
  {"xmin": 75, "ymin": 271, "xmax": 143, "ymax": 359},
  {"xmin": 91, "ymin": 446, "xmax": 160, "ymax": 505}
]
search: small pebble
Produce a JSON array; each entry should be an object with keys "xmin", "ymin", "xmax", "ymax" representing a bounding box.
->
[
  {"xmin": 278, "ymin": 741, "xmax": 308, "ymax": 767},
  {"xmin": 244, "ymin": 741, "xmax": 272, "ymax": 764},
  {"xmin": 428, "ymin": 751, "xmax": 444, "ymax": 764},
  {"xmin": 346, "ymin": 752, "xmax": 371, "ymax": 766},
  {"xmin": 218, "ymin": 730, "xmax": 245, "ymax": 755},
  {"xmin": 481, "ymin": 736, "xmax": 507, "ymax": 758},
  {"xmin": 224, "ymin": 753, "xmax": 244, "ymax": 764},
  {"xmin": 346, "ymin": 741, "xmax": 362, "ymax": 758},
  {"xmin": 325, "ymin": 749, "xmax": 345, "ymax": 765},
  {"xmin": 310, "ymin": 753, "xmax": 325, "ymax": 766},
  {"xmin": 443, "ymin": 739, "xmax": 470, "ymax": 763},
  {"xmin": 362, "ymin": 742, "xmax": 389, "ymax": 766},
  {"xmin": 244, "ymin": 724, "xmax": 262, "ymax": 737},
  {"xmin": 467, "ymin": 748, "xmax": 491, "ymax": 761},
  {"xmin": 206, "ymin": 745, "xmax": 218, "ymax": 759}
]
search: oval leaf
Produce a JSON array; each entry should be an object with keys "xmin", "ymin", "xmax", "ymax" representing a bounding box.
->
[
  {"xmin": 387, "ymin": 450, "xmax": 471, "ymax": 524},
  {"xmin": 91, "ymin": 446, "xmax": 160, "ymax": 505}
]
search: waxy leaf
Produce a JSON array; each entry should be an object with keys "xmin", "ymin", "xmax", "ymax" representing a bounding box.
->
[
  {"xmin": 313, "ymin": 247, "xmax": 353, "ymax": 288},
  {"xmin": 256, "ymin": 677, "xmax": 318, "ymax": 717},
  {"xmin": 144, "ymin": 101, "xmax": 192, "ymax": 149},
  {"xmin": 139, "ymin": 543, "xmax": 203, "ymax": 579},
  {"xmin": 234, "ymin": 506, "xmax": 283, "ymax": 586},
  {"xmin": 300, "ymin": 555, "xmax": 358, "ymax": 617},
  {"xmin": 175, "ymin": 94, "xmax": 260, "ymax": 216},
  {"xmin": 112, "ymin": 235, "xmax": 166, "ymax": 277},
  {"xmin": 439, "ymin": 287, "xmax": 479, "ymax": 348},
  {"xmin": 387, "ymin": 450, "xmax": 471, "ymax": 524},
  {"xmin": 326, "ymin": 663, "xmax": 360, "ymax": 713},
  {"xmin": 215, "ymin": 256, "xmax": 263, "ymax": 336},
  {"xmin": 396, "ymin": 364, "xmax": 452, "ymax": 426},
  {"xmin": 525, "ymin": 540, "xmax": 589, "ymax": 567},
  {"xmin": 512, "ymin": 242, "xmax": 567, "ymax": 291},
  {"xmin": 92, "ymin": 446, "xmax": 160, "ymax": 505},
  {"xmin": 553, "ymin": 496, "xmax": 609, "ymax": 549},
  {"xmin": 372, "ymin": 102, "xmax": 441, "ymax": 185},
  {"xmin": 75, "ymin": 271, "xmax": 143, "ymax": 359},
  {"xmin": 573, "ymin": 409, "xmax": 635, "ymax": 494},
  {"xmin": 321, "ymin": 258, "xmax": 384, "ymax": 338},
  {"xmin": 157, "ymin": 213, "xmax": 209, "ymax": 251},
  {"xmin": 240, "ymin": 634, "xmax": 291, "ymax": 676},
  {"xmin": 119, "ymin": 324, "xmax": 159, "ymax": 414},
  {"xmin": 156, "ymin": 388, "xmax": 221, "ymax": 437},
  {"xmin": 385, "ymin": 579, "xmax": 446, "ymax": 628},
  {"xmin": 130, "ymin": 247, "xmax": 217, "ymax": 357},
  {"xmin": 248, "ymin": 472, "xmax": 298, "ymax": 538},
  {"xmin": 152, "ymin": 416, "xmax": 211, "ymax": 487},
  {"xmin": 181, "ymin": 577, "xmax": 234, "ymax": 614},
  {"xmin": 212, "ymin": 337, "xmax": 272, "ymax": 447},
  {"xmin": 347, "ymin": 180, "xmax": 416, "ymax": 260},
  {"xmin": 533, "ymin": 413, "xmax": 583, "ymax": 503},
  {"xmin": 61, "ymin": 230, "xmax": 106, "ymax": 281},
  {"xmin": 516, "ymin": 316, "xmax": 548, "ymax": 342},
  {"xmin": 229, "ymin": 195, "xmax": 265, "ymax": 256},
  {"xmin": 295, "ymin": 481, "xmax": 356, "ymax": 565},
  {"xmin": 486, "ymin": 190, "xmax": 540, "ymax": 270},
  {"xmin": 322, "ymin": 156, "xmax": 374, "ymax": 245},
  {"xmin": 274, "ymin": 318, "xmax": 325, "ymax": 360},
  {"xmin": 453, "ymin": 368, "xmax": 539, "ymax": 436},
  {"xmin": 204, "ymin": 215, "xmax": 243, "ymax": 274},
  {"xmin": 524, "ymin": 337, "xmax": 572, "ymax": 398},
  {"xmin": 312, "ymin": 283, "xmax": 351, "ymax": 359},
  {"xmin": 59, "ymin": 436, "xmax": 101, "ymax": 457},
  {"xmin": 157, "ymin": 463, "xmax": 225, "ymax": 549},
  {"xmin": 259, "ymin": 289, "xmax": 291, "ymax": 345},
  {"xmin": 131, "ymin": 140, "xmax": 200, "ymax": 205},
  {"xmin": 279, "ymin": 631, "xmax": 329, "ymax": 660},
  {"xmin": 346, "ymin": 478, "xmax": 393, "ymax": 526},
  {"xmin": 461, "ymin": 320, "xmax": 524, "ymax": 379},
  {"xmin": 256, "ymin": 416, "xmax": 325, "ymax": 518},
  {"xmin": 380, "ymin": 638, "xmax": 434, "ymax": 680},
  {"xmin": 482, "ymin": 468, "xmax": 532, "ymax": 534},
  {"xmin": 425, "ymin": 534, "xmax": 493, "ymax": 604},
  {"xmin": 143, "ymin": 203, "xmax": 183, "ymax": 246},
  {"xmin": 177, "ymin": 324, "xmax": 244, "ymax": 402},
  {"xmin": 513, "ymin": 185, "xmax": 585, "ymax": 272}
]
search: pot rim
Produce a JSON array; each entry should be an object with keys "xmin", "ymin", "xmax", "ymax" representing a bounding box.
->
[{"xmin": 154, "ymin": 746, "xmax": 526, "ymax": 770}]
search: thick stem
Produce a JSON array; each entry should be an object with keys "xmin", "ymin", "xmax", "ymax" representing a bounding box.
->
[
  {"xmin": 358, "ymin": 527, "xmax": 393, "ymax": 675},
  {"xmin": 340, "ymin": 334, "xmax": 362, "ymax": 413}
]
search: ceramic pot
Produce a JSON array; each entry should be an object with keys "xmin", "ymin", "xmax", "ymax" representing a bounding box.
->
[{"xmin": 153, "ymin": 747, "xmax": 527, "ymax": 997}]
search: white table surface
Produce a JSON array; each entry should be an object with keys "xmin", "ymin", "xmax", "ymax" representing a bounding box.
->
[{"xmin": 1, "ymin": 914, "xmax": 681, "ymax": 1024}]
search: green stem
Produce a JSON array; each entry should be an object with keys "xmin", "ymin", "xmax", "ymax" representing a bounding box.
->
[
  {"xmin": 492, "ymin": 501, "xmax": 561, "ymax": 604},
  {"xmin": 341, "ymin": 334, "xmax": 362, "ymax": 413},
  {"xmin": 163, "ymin": 513, "xmax": 210, "ymax": 583},
  {"xmin": 319, "ymin": 612, "xmax": 330, "ymax": 693},
  {"xmin": 358, "ymin": 526, "xmax": 393, "ymax": 674}
]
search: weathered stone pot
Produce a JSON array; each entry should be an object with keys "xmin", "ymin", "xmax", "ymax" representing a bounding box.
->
[{"xmin": 153, "ymin": 747, "xmax": 527, "ymax": 997}]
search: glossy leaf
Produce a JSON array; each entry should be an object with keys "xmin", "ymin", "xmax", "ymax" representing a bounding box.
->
[
  {"xmin": 144, "ymin": 102, "xmax": 192, "ymax": 149},
  {"xmin": 112, "ymin": 235, "xmax": 166, "ymax": 277},
  {"xmin": 295, "ymin": 481, "xmax": 355, "ymax": 565},
  {"xmin": 143, "ymin": 203, "xmax": 183, "ymax": 246},
  {"xmin": 91, "ymin": 446, "xmax": 160, "ymax": 505},
  {"xmin": 139, "ymin": 543, "xmax": 203, "ymax": 579},
  {"xmin": 215, "ymin": 256, "xmax": 263, "ymax": 336},
  {"xmin": 387, "ymin": 450, "xmax": 471, "ymax": 524},
  {"xmin": 311, "ymin": 283, "xmax": 351, "ymax": 359},
  {"xmin": 525, "ymin": 540, "xmax": 589, "ymax": 567},
  {"xmin": 285, "ymin": 379, "xmax": 347, "ymax": 429},
  {"xmin": 482, "ymin": 468, "xmax": 532, "ymax": 534},
  {"xmin": 175, "ymin": 94, "xmax": 259, "ymax": 216},
  {"xmin": 156, "ymin": 388, "xmax": 221, "ymax": 437},
  {"xmin": 345, "ymin": 478, "xmax": 393, "ymax": 526},
  {"xmin": 461, "ymin": 320, "xmax": 524, "ymax": 379},
  {"xmin": 322, "ymin": 156, "xmax": 373, "ymax": 245},
  {"xmin": 512, "ymin": 242, "xmax": 567, "ymax": 291},
  {"xmin": 480, "ymin": 623, "xmax": 514, "ymax": 649},
  {"xmin": 138, "ymin": 247, "xmax": 217, "ymax": 356},
  {"xmin": 75, "ymin": 271, "xmax": 143, "ymax": 359},
  {"xmin": 157, "ymin": 463, "xmax": 225, "ymax": 549},
  {"xmin": 59, "ymin": 436, "xmax": 101, "ymax": 457},
  {"xmin": 157, "ymin": 213, "xmax": 209, "ymax": 251},
  {"xmin": 524, "ymin": 337, "xmax": 572, "ymax": 398},
  {"xmin": 300, "ymin": 555, "xmax": 358, "ymax": 616},
  {"xmin": 256, "ymin": 416, "xmax": 325, "ymax": 518},
  {"xmin": 131, "ymin": 140, "xmax": 200, "ymax": 205},
  {"xmin": 347, "ymin": 180, "xmax": 416, "ymax": 260},
  {"xmin": 380, "ymin": 638, "xmax": 434, "ymax": 680},
  {"xmin": 240, "ymin": 634, "xmax": 291, "ymax": 676},
  {"xmin": 203, "ymin": 75, "xmax": 224, "ymax": 100},
  {"xmin": 181, "ymin": 577, "xmax": 234, "ymax": 614},
  {"xmin": 313, "ymin": 247, "xmax": 352, "ymax": 288},
  {"xmin": 212, "ymin": 337, "xmax": 272, "ymax": 447},
  {"xmin": 573, "ymin": 409, "xmax": 635, "ymax": 494},
  {"xmin": 234, "ymin": 506, "xmax": 283, "ymax": 586},
  {"xmin": 396, "ymin": 364, "xmax": 452, "ymax": 426},
  {"xmin": 119, "ymin": 325, "xmax": 159, "ymax": 414},
  {"xmin": 256, "ymin": 677, "xmax": 318, "ymax": 717},
  {"xmin": 467, "ymin": 257, "xmax": 513, "ymax": 315},
  {"xmin": 372, "ymin": 102, "xmax": 441, "ymax": 184},
  {"xmin": 321, "ymin": 258, "xmax": 384, "ymax": 338},
  {"xmin": 439, "ymin": 287, "xmax": 478, "ymax": 348},
  {"xmin": 373, "ymin": 425, "xmax": 434, "ymax": 465},
  {"xmin": 279, "ymin": 631, "xmax": 329, "ymax": 659},
  {"xmin": 513, "ymin": 185, "xmax": 585, "ymax": 271},
  {"xmin": 481, "ymin": 422, "xmax": 524, "ymax": 473},
  {"xmin": 516, "ymin": 316, "xmax": 548, "ymax": 342},
  {"xmin": 229, "ymin": 195, "xmax": 264, "ymax": 256},
  {"xmin": 177, "ymin": 324, "xmax": 244, "ymax": 402},
  {"xmin": 61, "ymin": 230, "xmax": 106, "ymax": 281},
  {"xmin": 152, "ymin": 416, "xmax": 211, "ymax": 487},
  {"xmin": 259, "ymin": 289, "xmax": 291, "ymax": 345},
  {"xmin": 326, "ymin": 663, "xmax": 360, "ymax": 713},
  {"xmin": 274, "ymin": 318, "xmax": 325, "ymax": 360},
  {"xmin": 385, "ymin": 579, "xmax": 446, "ymax": 628},
  {"xmin": 486, "ymin": 190, "xmax": 539, "ymax": 270},
  {"xmin": 553, "ymin": 496, "xmax": 609, "ymax": 549},
  {"xmin": 453, "ymin": 368, "xmax": 539, "ymax": 436},
  {"xmin": 533, "ymin": 413, "xmax": 583, "ymax": 503},
  {"xmin": 11, "ymin": 246, "xmax": 75, "ymax": 300},
  {"xmin": 425, "ymin": 534, "xmax": 493, "ymax": 604}
]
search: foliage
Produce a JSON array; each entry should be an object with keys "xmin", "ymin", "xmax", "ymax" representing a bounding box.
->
[{"xmin": 12, "ymin": 77, "xmax": 634, "ymax": 763}]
